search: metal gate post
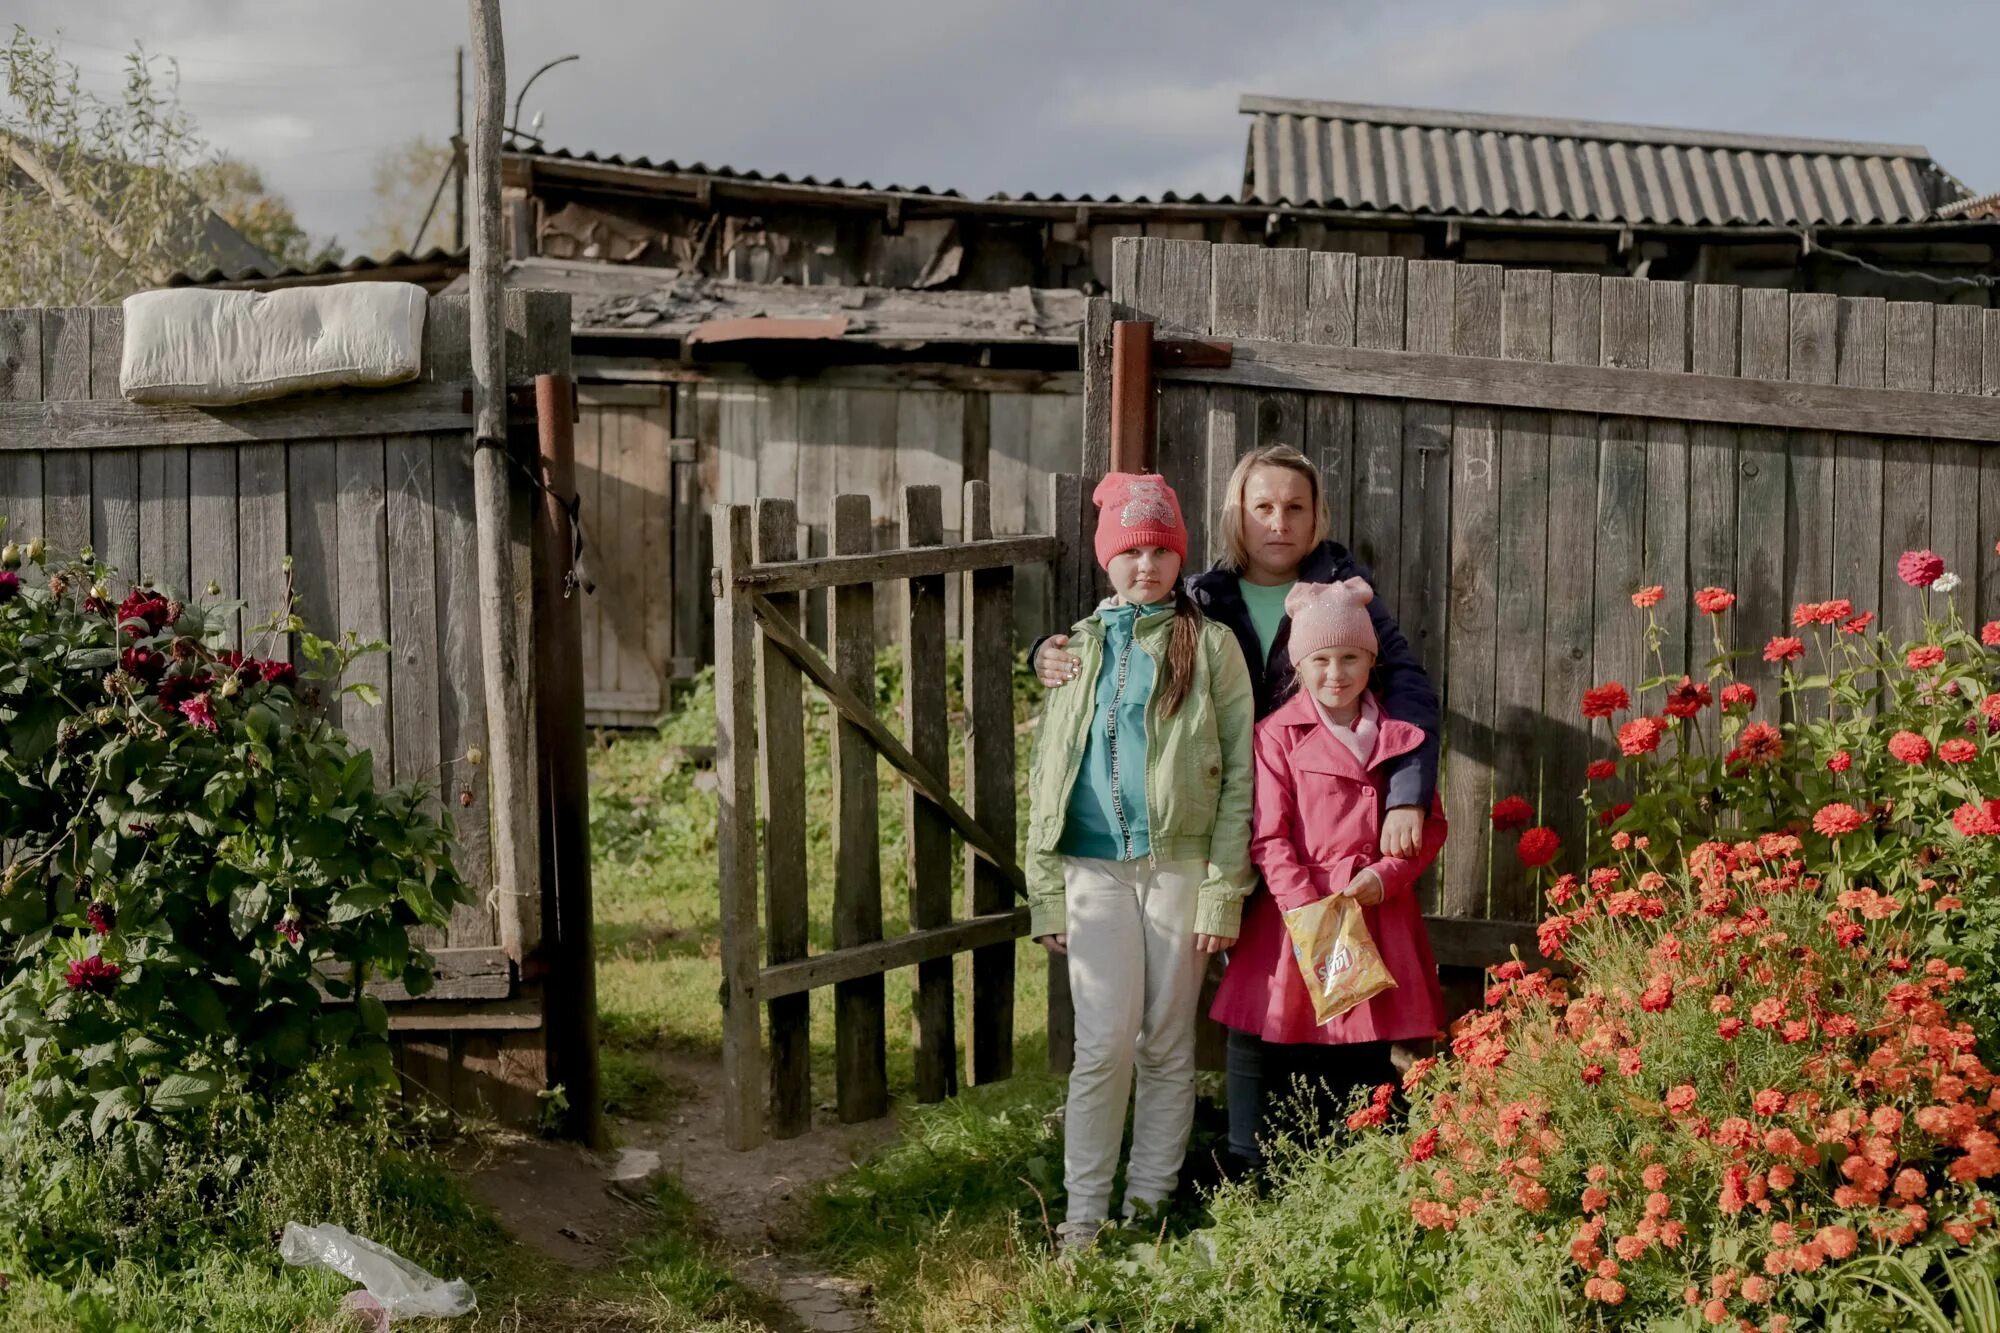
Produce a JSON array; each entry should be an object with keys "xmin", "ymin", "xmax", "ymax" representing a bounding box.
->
[{"xmin": 1109, "ymin": 320, "xmax": 1156, "ymax": 473}]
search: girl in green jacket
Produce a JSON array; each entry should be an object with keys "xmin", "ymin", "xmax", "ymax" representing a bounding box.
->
[{"xmin": 1026, "ymin": 472, "xmax": 1256, "ymax": 1249}]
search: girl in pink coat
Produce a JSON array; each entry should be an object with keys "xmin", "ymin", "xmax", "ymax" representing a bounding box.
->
[{"xmin": 1209, "ymin": 578, "xmax": 1448, "ymax": 1169}]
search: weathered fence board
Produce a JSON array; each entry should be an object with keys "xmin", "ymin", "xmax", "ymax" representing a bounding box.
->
[{"xmin": 963, "ymin": 481, "xmax": 1016, "ymax": 1087}]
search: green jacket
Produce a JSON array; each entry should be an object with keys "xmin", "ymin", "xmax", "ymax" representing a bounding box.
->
[{"xmin": 1026, "ymin": 603, "xmax": 1256, "ymax": 939}]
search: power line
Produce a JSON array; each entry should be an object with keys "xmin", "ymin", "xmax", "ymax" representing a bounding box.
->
[{"xmin": 1792, "ymin": 229, "xmax": 2000, "ymax": 290}]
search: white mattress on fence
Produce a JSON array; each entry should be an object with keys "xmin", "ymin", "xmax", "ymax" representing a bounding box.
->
[{"xmin": 120, "ymin": 282, "xmax": 427, "ymax": 406}]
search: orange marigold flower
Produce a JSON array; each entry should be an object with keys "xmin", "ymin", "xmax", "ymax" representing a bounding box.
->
[
  {"xmin": 1940, "ymin": 738, "xmax": 1978, "ymax": 764},
  {"xmin": 1694, "ymin": 587, "xmax": 1737, "ymax": 615},
  {"xmin": 1614, "ymin": 1234, "xmax": 1647, "ymax": 1260},
  {"xmin": 1898, "ymin": 549, "xmax": 1945, "ymax": 588},
  {"xmin": 1703, "ymin": 1298, "xmax": 1729, "ymax": 1324},
  {"xmin": 1404, "ymin": 1128, "xmax": 1440, "ymax": 1166},
  {"xmin": 1817, "ymin": 1225, "xmax": 1859, "ymax": 1259},
  {"xmin": 1813, "ymin": 802, "xmax": 1866, "ymax": 836},
  {"xmin": 1894, "ymin": 1168, "xmax": 1928, "ymax": 1200},
  {"xmin": 1632, "ymin": 584, "xmax": 1666, "ymax": 608},
  {"xmin": 1765, "ymin": 635, "xmax": 1806, "ymax": 662},
  {"xmin": 1580, "ymin": 1062, "xmax": 1605, "ymax": 1085},
  {"xmin": 1827, "ymin": 750, "xmax": 1852, "ymax": 773},
  {"xmin": 1888, "ymin": 731, "xmax": 1932, "ymax": 765},
  {"xmin": 1907, "ymin": 645, "xmax": 1946, "ymax": 670},
  {"xmin": 1582, "ymin": 1185, "xmax": 1610, "ymax": 1212},
  {"xmin": 1619, "ymin": 716, "xmax": 1666, "ymax": 756},
  {"xmin": 1750, "ymin": 997, "xmax": 1787, "ymax": 1027},
  {"xmin": 1583, "ymin": 682, "xmax": 1632, "ymax": 718},
  {"xmin": 1517, "ymin": 826, "xmax": 1561, "ymax": 868},
  {"xmin": 1411, "ymin": 1198, "xmax": 1456, "ymax": 1230},
  {"xmin": 1767, "ymin": 1163, "xmax": 1797, "ymax": 1191},
  {"xmin": 1718, "ymin": 1017, "xmax": 1745, "ymax": 1039},
  {"xmin": 1752, "ymin": 1089, "xmax": 1788, "ymax": 1117},
  {"xmin": 1618, "ymin": 1049, "xmax": 1644, "ymax": 1077},
  {"xmin": 1491, "ymin": 795, "xmax": 1535, "ymax": 830},
  {"xmin": 1741, "ymin": 1275, "xmax": 1773, "ymax": 1303},
  {"xmin": 1642, "ymin": 1163, "xmax": 1668, "ymax": 1189},
  {"xmin": 1665, "ymin": 676, "xmax": 1713, "ymax": 718},
  {"xmin": 1586, "ymin": 759, "xmax": 1617, "ymax": 781},
  {"xmin": 1665, "ymin": 1085, "xmax": 1698, "ymax": 1115},
  {"xmin": 1584, "ymin": 1276, "xmax": 1628, "ymax": 1305}
]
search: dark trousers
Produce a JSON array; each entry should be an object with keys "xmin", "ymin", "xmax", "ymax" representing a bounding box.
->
[{"xmin": 1224, "ymin": 1028, "xmax": 1399, "ymax": 1166}]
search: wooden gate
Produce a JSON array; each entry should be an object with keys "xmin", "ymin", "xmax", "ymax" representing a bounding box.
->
[
  {"xmin": 1097, "ymin": 235, "xmax": 2000, "ymax": 961},
  {"xmin": 711, "ymin": 480, "xmax": 1076, "ymax": 1148}
]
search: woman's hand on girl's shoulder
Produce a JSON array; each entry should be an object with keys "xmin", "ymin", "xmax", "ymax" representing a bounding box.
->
[{"xmin": 1036, "ymin": 635, "xmax": 1080, "ymax": 687}]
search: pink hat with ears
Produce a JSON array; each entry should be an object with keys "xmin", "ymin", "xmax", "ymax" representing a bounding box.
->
[{"xmin": 1285, "ymin": 577, "xmax": 1378, "ymax": 660}]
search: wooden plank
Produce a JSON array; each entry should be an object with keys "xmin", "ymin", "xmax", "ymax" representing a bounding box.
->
[
  {"xmin": 386, "ymin": 435, "xmax": 443, "ymax": 787},
  {"xmin": 829, "ymin": 494, "xmax": 887, "ymax": 1123},
  {"xmin": 1080, "ymin": 296, "xmax": 1115, "ymax": 477},
  {"xmin": 1932, "ymin": 306, "xmax": 1984, "ymax": 612},
  {"xmin": 335, "ymin": 439, "xmax": 391, "ymax": 759},
  {"xmin": 0, "ymin": 308, "xmax": 42, "ymax": 544},
  {"xmin": 1880, "ymin": 302, "xmax": 1935, "ymax": 648},
  {"xmin": 631, "ymin": 402, "xmax": 675, "ymax": 691},
  {"xmin": 433, "ymin": 436, "xmax": 495, "ymax": 946},
  {"xmin": 0, "ymin": 381, "xmax": 513, "ymax": 452},
  {"xmin": 1044, "ymin": 472, "xmax": 1083, "ymax": 1076},
  {"xmin": 575, "ymin": 404, "xmax": 609, "ymax": 701},
  {"xmin": 712, "ymin": 504, "xmax": 765, "ymax": 1150},
  {"xmin": 1423, "ymin": 915, "xmax": 1548, "ymax": 971},
  {"xmin": 40, "ymin": 309, "xmax": 91, "ymax": 555},
  {"xmin": 1983, "ymin": 311, "xmax": 2000, "ymax": 633},
  {"xmin": 581, "ymin": 357, "xmax": 1081, "ymax": 398},
  {"xmin": 89, "ymin": 308, "xmax": 140, "ymax": 582},
  {"xmin": 1351, "ymin": 257, "xmax": 1408, "ymax": 604},
  {"xmin": 1121, "ymin": 238, "xmax": 1212, "ymax": 563},
  {"xmin": 759, "ymin": 910, "xmax": 1032, "ymax": 1002},
  {"xmin": 1736, "ymin": 289, "xmax": 1792, "ymax": 720},
  {"xmin": 139, "ymin": 437, "xmax": 191, "ymax": 596},
  {"xmin": 671, "ymin": 448, "xmax": 703, "ymax": 669},
  {"xmin": 732, "ymin": 535, "xmax": 1060, "ymax": 593},
  {"xmin": 1440, "ymin": 262, "xmax": 1497, "ymax": 922},
  {"xmin": 902, "ymin": 485, "xmax": 957, "ymax": 1103},
  {"xmin": 613, "ymin": 404, "xmax": 659, "ymax": 698},
  {"xmin": 1644, "ymin": 283, "xmax": 1692, "ymax": 679},
  {"xmin": 235, "ymin": 445, "xmax": 287, "ymax": 653},
  {"xmin": 1688, "ymin": 285, "xmax": 1741, "ymax": 698},
  {"xmin": 1833, "ymin": 299, "xmax": 1887, "ymax": 649},
  {"xmin": 962, "ymin": 481, "xmax": 1015, "ymax": 1086},
  {"xmin": 287, "ymin": 439, "xmax": 342, "ymax": 711},
  {"xmin": 1783, "ymin": 294, "xmax": 1838, "ymax": 622},
  {"xmin": 1592, "ymin": 279, "xmax": 1650, "ymax": 768},
  {"xmin": 1541, "ymin": 274, "xmax": 1601, "ymax": 863},
  {"xmin": 1206, "ymin": 245, "xmax": 1262, "ymax": 568},
  {"xmin": 715, "ymin": 383, "xmax": 759, "ymax": 507},
  {"xmin": 1305, "ymin": 252, "xmax": 1357, "ymax": 544},
  {"xmin": 754, "ymin": 499, "xmax": 812, "ymax": 1139},
  {"xmin": 1400, "ymin": 261, "xmax": 1455, "ymax": 692},
  {"xmin": 1152, "ymin": 335, "xmax": 2000, "ymax": 445},
  {"xmin": 1490, "ymin": 268, "xmax": 1550, "ymax": 922}
]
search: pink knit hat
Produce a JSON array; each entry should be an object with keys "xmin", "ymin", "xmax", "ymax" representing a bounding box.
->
[
  {"xmin": 1092, "ymin": 472, "xmax": 1188, "ymax": 568},
  {"xmin": 1285, "ymin": 578, "xmax": 1378, "ymax": 660}
]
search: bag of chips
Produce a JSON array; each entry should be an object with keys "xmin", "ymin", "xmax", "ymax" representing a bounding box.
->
[{"xmin": 1282, "ymin": 893, "xmax": 1397, "ymax": 1025}]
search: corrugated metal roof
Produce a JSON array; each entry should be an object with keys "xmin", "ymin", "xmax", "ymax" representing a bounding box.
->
[
  {"xmin": 173, "ymin": 246, "xmax": 468, "ymax": 288},
  {"xmin": 1240, "ymin": 96, "xmax": 1973, "ymax": 226}
]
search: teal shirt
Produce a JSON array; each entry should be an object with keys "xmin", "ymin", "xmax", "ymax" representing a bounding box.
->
[
  {"xmin": 1238, "ymin": 578, "xmax": 1297, "ymax": 667},
  {"xmin": 1059, "ymin": 600, "xmax": 1172, "ymax": 861}
]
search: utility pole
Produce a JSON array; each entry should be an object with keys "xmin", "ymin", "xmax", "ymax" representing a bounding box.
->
[{"xmin": 452, "ymin": 46, "xmax": 466, "ymax": 252}]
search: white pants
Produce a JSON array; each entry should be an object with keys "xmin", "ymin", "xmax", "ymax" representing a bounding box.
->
[{"xmin": 1061, "ymin": 856, "xmax": 1205, "ymax": 1229}]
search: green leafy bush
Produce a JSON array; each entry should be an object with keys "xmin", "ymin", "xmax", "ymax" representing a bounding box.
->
[{"xmin": 0, "ymin": 536, "xmax": 470, "ymax": 1184}]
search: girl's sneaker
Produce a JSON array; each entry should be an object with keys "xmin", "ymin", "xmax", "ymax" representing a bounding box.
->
[{"xmin": 1054, "ymin": 1219, "xmax": 1104, "ymax": 1253}]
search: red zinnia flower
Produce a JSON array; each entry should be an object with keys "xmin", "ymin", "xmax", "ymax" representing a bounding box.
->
[
  {"xmin": 1720, "ymin": 682, "xmax": 1756, "ymax": 713},
  {"xmin": 1813, "ymin": 803, "xmax": 1866, "ymax": 837},
  {"xmin": 1728, "ymin": 721, "xmax": 1783, "ymax": 768},
  {"xmin": 1491, "ymin": 795, "xmax": 1536, "ymax": 831},
  {"xmin": 1888, "ymin": 731, "xmax": 1931, "ymax": 765},
  {"xmin": 1693, "ymin": 587, "xmax": 1736, "ymax": 615},
  {"xmin": 1983, "ymin": 621, "xmax": 2000, "ymax": 648},
  {"xmin": 1940, "ymin": 738, "xmax": 1978, "ymax": 765},
  {"xmin": 1898, "ymin": 549, "xmax": 1945, "ymax": 588},
  {"xmin": 1631, "ymin": 585, "xmax": 1665, "ymax": 609},
  {"xmin": 1586, "ymin": 759, "xmax": 1617, "ymax": 781},
  {"xmin": 1664, "ymin": 677, "xmax": 1712, "ymax": 718},
  {"xmin": 1517, "ymin": 827, "xmax": 1561, "ymax": 868},
  {"xmin": 1952, "ymin": 800, "xmax": 2000, "ymax": 837},
  {"xmin": 1618, "ymin": 716, "xmax": 1665, "ymax": 756},
  {"xmin": 1841, "ymin": 612, "xmax": 1875, "ymax": 635},
  {"xmin": 1907, "ymin": 645, "xmax": 1946, "ymax": 670},
  {"xmin": 1828, "ymin": 750, "xmax": 1852, "ymax": 773},
  {"xmin": 65, "ymin": 955, "xmax": 121, "ymax": 995},
  {"xmin": 1764, "ymin": 636, "xmax": 1805, "ymax": 663},
  {"xmin": 1582, "ymin": 682, "xmax": 1631, "ymax": 719},
  {"xmin": 1598, "ymin": 801, "xmax": 1632, "ymax": 828}
]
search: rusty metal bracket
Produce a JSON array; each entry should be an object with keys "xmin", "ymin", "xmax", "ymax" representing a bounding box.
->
[{"xmin": 1152, "ymin": 338, "xmax": 1234, "ymax": 370}]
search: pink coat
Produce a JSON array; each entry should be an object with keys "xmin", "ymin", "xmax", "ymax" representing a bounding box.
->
[{"xmin": 1210, "ymin": 689, "xmax": 1448, "ymax": 1046}]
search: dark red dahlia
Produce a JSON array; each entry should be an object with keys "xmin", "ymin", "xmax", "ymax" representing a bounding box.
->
[
  {"xmin": 0, "ymin": 570, "xmax": 17, "ymax": 604},
  {"xmin": 64, "ymin": 955, "xmax": 121, "ymax": 995},
  {"xmin": 119, "ymin": 646, "xmax": 166, "ymax": 683},
  {"xmin": 258, "ymin": 658, "xmax": 298, "ymax": 689},
  {"xmin": 85, "ymin": 901, "xmax": 115, "ymax": 936},
  {"xmin": 115, "ymin": 589, "xmax": 174, "ymax": 637}
]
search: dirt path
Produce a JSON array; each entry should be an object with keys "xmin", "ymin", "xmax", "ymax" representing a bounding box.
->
[{"xmin": 459, "ymin": 1049, "xmax": 895, "ymax": 1332}]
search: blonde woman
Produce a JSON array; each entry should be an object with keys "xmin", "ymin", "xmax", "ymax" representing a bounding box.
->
[{"xmin": 1034, "ymin": 446, "xmax": 1442, "ymax": 1173}]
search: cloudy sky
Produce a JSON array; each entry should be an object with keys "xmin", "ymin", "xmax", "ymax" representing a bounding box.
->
[{"xmin": 23, "ymin": 0, "xmax": 2000, "ymax": 256}]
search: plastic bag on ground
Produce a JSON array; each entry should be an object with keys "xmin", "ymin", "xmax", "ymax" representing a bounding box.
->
[
  {"xmin": 1282, "ymin": 892, "xmax": 1397, "ymax": 1025},
  {"xmin": 278, "ymin": 1221, "xmax": 476, "ymax": 1322}
]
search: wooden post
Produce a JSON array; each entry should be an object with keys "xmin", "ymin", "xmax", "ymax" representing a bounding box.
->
[
  {"xmin": 531, "ymin": 372, "xmax": 602, "ymax": 1147},
  {"xmin": 1043, "ymin": 472, "xmax": 1084, "ymax": 1075},
  {"xmin": 464, "ymin": 0, "xmax": 537, "ymax": 963},
  {"xmin": 712, "ymin": 504, "xmax": 765, "ymax": 1150},
  {"xmin": 755, "ymin": 498, "xmax": 812, "ymax": 1138},
  {"xmin": 830, "ymin": 494, "xmax": 889, "ymax": 1122},
  {"xmin": 902, "ymin": 485, "xmax": 957, "ymax": 1102},
  {"xmin": 962, "ymin": 481, "xmax": 1014, "ymax": 1085},
  {"xmin": 1110, "ymin": 320, "xmax": 1155, "ymax": 473}
]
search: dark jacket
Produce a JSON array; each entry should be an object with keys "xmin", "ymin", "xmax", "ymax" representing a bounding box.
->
[{"xmin": 1187, "ymin": 541, "xmax": 1440, "ymax": 811}]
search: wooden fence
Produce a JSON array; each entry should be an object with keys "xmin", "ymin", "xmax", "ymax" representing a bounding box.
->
[
  {"xmin": 712, "ymin": 481, "xmax": 1063, "ymax": 1148},
  {"xmin": 0, "ymin": 291, "xmax": 589, "ymax": 1129},
  {"xmin": 1100, "ymin": 235, "xmax": 2000, "ymax": 938}
]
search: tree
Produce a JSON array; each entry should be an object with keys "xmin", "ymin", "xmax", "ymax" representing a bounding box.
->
[
  {"xmin": 189, "ymin": 157, "xmax": 343, "ymax": 272},
  {"xmin": 359, "ymin": 136, "xmax": 456, "ymax": 259}
]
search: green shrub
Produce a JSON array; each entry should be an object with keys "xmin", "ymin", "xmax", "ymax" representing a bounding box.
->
[{"xmin": 0, "ymin": 537, "xmax": 469, "ymax": 1185}]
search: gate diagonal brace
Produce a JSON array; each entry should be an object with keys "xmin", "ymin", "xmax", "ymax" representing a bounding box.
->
[{"xmin": 745, "ymin": 592, "xmax": 1028, "ymax": 899}]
